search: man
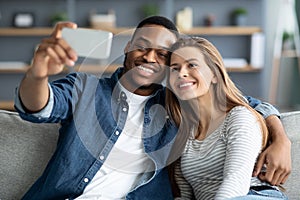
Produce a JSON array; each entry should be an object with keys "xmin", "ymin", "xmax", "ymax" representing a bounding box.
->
[{"xmin": 15, "ymin": 16, "xmax": 290, "ymax": 199}]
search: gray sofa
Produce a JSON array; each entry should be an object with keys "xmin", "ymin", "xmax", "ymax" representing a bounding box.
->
[{"xmin": 0, "ymin": 109, "xmax": 299, "ymax": 200}]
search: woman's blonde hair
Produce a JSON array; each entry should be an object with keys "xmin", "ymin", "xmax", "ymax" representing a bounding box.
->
[{"xmin": 166, "ymin": 36, "xmax": 268, "ymax": 149}]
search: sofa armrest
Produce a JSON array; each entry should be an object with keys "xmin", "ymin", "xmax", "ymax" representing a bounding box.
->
[
  {"xmin": 0, "ymin": 110, "xmax": 60, "ymax": 200},
  {"xmin": 280, "ymin": 111, "xmax": 300, "ymax": 199}
]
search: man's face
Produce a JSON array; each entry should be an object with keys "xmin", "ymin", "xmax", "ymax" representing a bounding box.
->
[{"xmin": 121, "ymin": 25, "xmax": 177, "ymax": 95}]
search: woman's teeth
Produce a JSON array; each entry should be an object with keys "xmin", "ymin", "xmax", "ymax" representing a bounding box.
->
[{"xmin": 179, "ymin": 82, "xmax": 193, "ymax": 88}]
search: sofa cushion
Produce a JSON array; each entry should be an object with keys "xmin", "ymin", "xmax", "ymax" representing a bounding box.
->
[
  {"xmin": 0, "ymin": 110, "xmax": 60, "ymax": 200},
  {"xmin": 0, "ymin": 110, "xmax": 299, "ymax": 199},
  {"xmin": 280, "ymin": 111, "xmax": 300, "ymax": 199}
]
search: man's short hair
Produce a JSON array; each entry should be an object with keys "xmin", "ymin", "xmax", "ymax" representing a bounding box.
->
[{"xmin": 134, "ymin": 15, "xmax": 179, "ymax": 38}]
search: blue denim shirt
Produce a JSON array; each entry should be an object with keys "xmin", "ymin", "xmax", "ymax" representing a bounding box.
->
[
  {"xmin": 15, "ymin": 68, "xmax": 280, "ymax": 200},
  {"xmin": 16, "ymin": 68, "xmax": 178, "ymax": 200}
]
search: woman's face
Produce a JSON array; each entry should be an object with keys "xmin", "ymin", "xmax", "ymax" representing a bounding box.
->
[{"xmin": 169, "ymin": 46, "xmax": 216, "ymax": 100}]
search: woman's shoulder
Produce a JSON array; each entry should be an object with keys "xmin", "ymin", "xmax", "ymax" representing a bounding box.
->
[{"xmin": 225, "ymin": 106, "xmax": 258, "ymax": 127}]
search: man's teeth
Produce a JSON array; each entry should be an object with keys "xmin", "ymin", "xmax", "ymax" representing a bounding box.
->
[
  {"xmin": 179, "ymin": 82, "xmax": 193, "ymax": 88},
  {"xmin": 137, "ymin": 65, "xmax": 154, "ymax": 73}
]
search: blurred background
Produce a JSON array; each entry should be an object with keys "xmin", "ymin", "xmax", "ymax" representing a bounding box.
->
[{"xmin": 0, "ymin": 0, "xmax": 299, "ymax": 112}]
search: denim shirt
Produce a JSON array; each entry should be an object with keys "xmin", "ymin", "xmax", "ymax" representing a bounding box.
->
[
  {"xmin": 16, "ymin": 68, "xmax": 178, "ymax": 200},
  {"xmin": 15, "ymin": 68, "xmax": 280, "ymax": 200}
]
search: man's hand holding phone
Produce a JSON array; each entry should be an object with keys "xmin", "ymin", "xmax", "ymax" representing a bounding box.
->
[
  {"xmin": 31, "ymin": 21, "xmax": 113, "ymax": 79},
  {"xmin": 31, "ymin": 22, "xmax": 78, "ymax": 79},
  {"xmin": 62, "ymin": 27, "xmax": 113, "ymax": 60}
]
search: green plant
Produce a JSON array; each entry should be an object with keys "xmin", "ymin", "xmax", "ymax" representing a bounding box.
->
[
  {"xmin": 282, "ymin": 31, "xmax": 293, "ymax": 42},
  {"xmin": 232, "ymin": 7, "xmax": 248, "ymax": 16},
  {"xmin": 141, "ymin": 4, "xmax": 159, "ymax": 17},
  {"xmin": 50, "ymin": 12, "xmax": 68, "ymax": 26}
]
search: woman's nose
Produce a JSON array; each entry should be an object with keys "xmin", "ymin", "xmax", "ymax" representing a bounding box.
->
[{"xmin": 178, "ymin": 67, "xmax": 189, "ymax": 78}]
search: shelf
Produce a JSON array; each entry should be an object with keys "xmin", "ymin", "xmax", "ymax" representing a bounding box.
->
[
  {"xmin": 0, "ymin": 64, "xmax": 260, "ymax": 74},
  {"xmin": 0, "ymin": 28, "xmax": 53, "ymax": 36},
  {"xmin": 281, "ymin": 50, "xmax": 300, "ymax": 58},
  {"xmin": 0, "ymin": 101, "xmax": 15, "ymax": 111},
  {"xmin": 0, "ymin": 26, "xmax": 261, "ymax": 36},
  {"xmin": 180, "ymin": 26, "xmax": 262, "ymax": 35}
]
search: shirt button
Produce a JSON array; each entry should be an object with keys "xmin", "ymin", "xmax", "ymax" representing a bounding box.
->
[
  {"xmin": 115, "ymin": 131, "xmax": 120, "ymax": 135},
  {"xmin": 122, "ymin": 107, "xmax": 127, "ymax": 112},
  {"xmin": 84, "ymin": 178, "xmax": 89, "ymax": 183},
  {"xmin": 99, "ymin": 155, "xmax": 105, "ymax": 160}
]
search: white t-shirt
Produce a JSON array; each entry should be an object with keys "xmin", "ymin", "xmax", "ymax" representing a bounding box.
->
[{"xmin": 76, "ymin": 84, "xmax": 155, "ymax": 200}]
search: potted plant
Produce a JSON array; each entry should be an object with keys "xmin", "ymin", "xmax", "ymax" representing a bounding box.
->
[
  {"xmin": 141, "ymin": 4, "xmax": 159, "ymax": 18},
  {"xmin": 282, "ymin": 31, "xmax": 294, "ymax": 50},
  {"xmin": 50, "ymin": 12, "xmax": 68, "ymax": 26},
  {"xmin": 231, "ymin": 7, "xmax": 248, "ymax": 26}
]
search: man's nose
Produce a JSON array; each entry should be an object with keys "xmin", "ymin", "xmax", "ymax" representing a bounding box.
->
[{"xmin": 143, "ymin": 49, "xmax": 157, "ymax": 62}]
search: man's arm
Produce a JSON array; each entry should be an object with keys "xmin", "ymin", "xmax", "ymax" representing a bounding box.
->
[
  {"xmin": 19, "ymin": 22, "xmax": 78, "ymax": 112},
  {"xmin": 246, "ymin": 96, "xmax": 292, "ymax": 185},
  {"xmin": 253, "ymin": 115, "xmax": 291, "ymax": 185}
]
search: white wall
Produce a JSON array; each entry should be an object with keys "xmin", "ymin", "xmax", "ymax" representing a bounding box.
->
[{"xmin": 263, "ymin": 0, "xmax": 300, "ymax": 109}]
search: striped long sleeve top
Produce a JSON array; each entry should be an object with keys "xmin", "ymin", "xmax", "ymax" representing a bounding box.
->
[{"xmin": 175, "ymin": 106, "xmax": 274, "ymax": 200}]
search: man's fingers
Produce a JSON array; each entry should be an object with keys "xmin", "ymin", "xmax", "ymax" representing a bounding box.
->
[
  {"xmin": 258, "ymin": 166, "xmax": 290, "ymax": 186},
  {"xmin": 253, "ymin": 153, "xmax": 265, "ymax": 176},
  {"xmin": 57, "ymin": 38, "xmax": 78, "ymax": 61},
  {"xmin": 280, "ymin": 172, "xmax": 290, "ymax": 184},
  {"xmin": 46, "ymin": 46, "xmax": 64, "ymax": 64},
  {"xmin": 35, "ymin": 38, "xmax": 77, "ymax": 66},
  {"xmin": 51, "ymin": 21, "xmax": 77, "ymax": 38},
  {"xmin": 258, "ymin": 168, "xmax": 275, "ymax": 184}
]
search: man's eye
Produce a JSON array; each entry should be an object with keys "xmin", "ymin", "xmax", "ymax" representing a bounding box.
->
[
  {"xmin": 157, "ymin": 52, "xmax": 168, "ymax": 58},
  {"xmin": 134, "ymin": 44, "xmax": 147, "ymax": 51}
]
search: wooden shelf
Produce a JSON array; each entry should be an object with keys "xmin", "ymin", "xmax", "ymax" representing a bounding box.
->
[
  {"xmin": 180, "ymin": 26, "xmax": 262, "ymax": 35},
  {"xmin": 281, "ymin": 49, "xmax": 300, "ymax": 58},
  {"xmin": 0, "ymin": 101, "xmax": 15, "ymax": 111},
  {"xmin": 0, "ymin": 26, "xmax": 261, "ymax": 36},
  {"xmin": 0, "ymin": 64, "xmax": 260, "ymax": 74},
  {"xmin": 0, "ymin": 28, "xmax": 53, "ymax": 36}
]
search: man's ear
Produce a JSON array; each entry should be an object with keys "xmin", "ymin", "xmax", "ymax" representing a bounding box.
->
[{"xmin": 124, "ymin": 41, "xmax": 131, "ymax": 54}]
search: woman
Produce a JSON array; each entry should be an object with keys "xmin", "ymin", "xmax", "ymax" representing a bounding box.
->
[{"xmin": 166, "ymin": 36, "xmax": 288, "ymax": 199}]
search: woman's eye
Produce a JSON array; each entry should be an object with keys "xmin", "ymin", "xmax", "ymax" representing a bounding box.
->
[
  {"xmin": 189, "ymin": 63, "xmax": 198, "ymax": 68},
  {"xmin": 170, "ymin": 67, "xmax": 179, "ymax": 72}
]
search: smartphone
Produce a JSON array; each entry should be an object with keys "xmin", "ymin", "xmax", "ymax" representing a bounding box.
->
[{"xmin": 62, "ymin": 28, "xmax": 113, "ymax": 59}]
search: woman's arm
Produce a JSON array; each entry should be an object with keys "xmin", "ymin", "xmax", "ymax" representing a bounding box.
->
[
  {"xmin": 174, "ymin": 159, "xmax": 194, "ymax": 199},
  {"xmin": 216, "ymin": 107, "xmax": 262, "ymax": 199}
]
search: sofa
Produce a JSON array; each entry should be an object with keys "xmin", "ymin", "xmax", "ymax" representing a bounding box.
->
[{"xmin": 0, "ymin": 109, "xmax": 299, "ymax": 200}]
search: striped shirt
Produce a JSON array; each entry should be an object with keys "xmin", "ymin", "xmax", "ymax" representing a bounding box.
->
[{"xmin": 175, "ymin": 106, "xmax": 274, "ymax": 200}]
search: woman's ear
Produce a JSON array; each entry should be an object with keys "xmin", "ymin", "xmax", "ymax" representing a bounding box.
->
[
  {"xmin": 124, "ymin": 41, "xmax": 131, "ymax": 54},
  {"xmin": 212, "ymin": 75, "xmax": 218, "ymax": 84}
]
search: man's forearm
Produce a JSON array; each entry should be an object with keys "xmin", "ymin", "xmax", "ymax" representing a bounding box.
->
[
  {"xmin": 19, "ymin": 72, "xmax": 50, "ymax": 112},
  {"xmin": 265, "ymin": 115, "xmax": 291, "ymax": 143}
]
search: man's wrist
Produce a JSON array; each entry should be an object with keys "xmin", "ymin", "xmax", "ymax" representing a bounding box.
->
[{"xmin": 265, "ymin": 115, "xmax": 289, "ymax": 142}]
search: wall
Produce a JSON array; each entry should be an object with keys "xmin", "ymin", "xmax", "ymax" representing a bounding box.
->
[
  {"xmin": 0, "ymin": 0, "xmax": 266, "ymax": 102},
  {"xmin": 263, "ymin": 0, "xmax": 300, "ymax": 109}
]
